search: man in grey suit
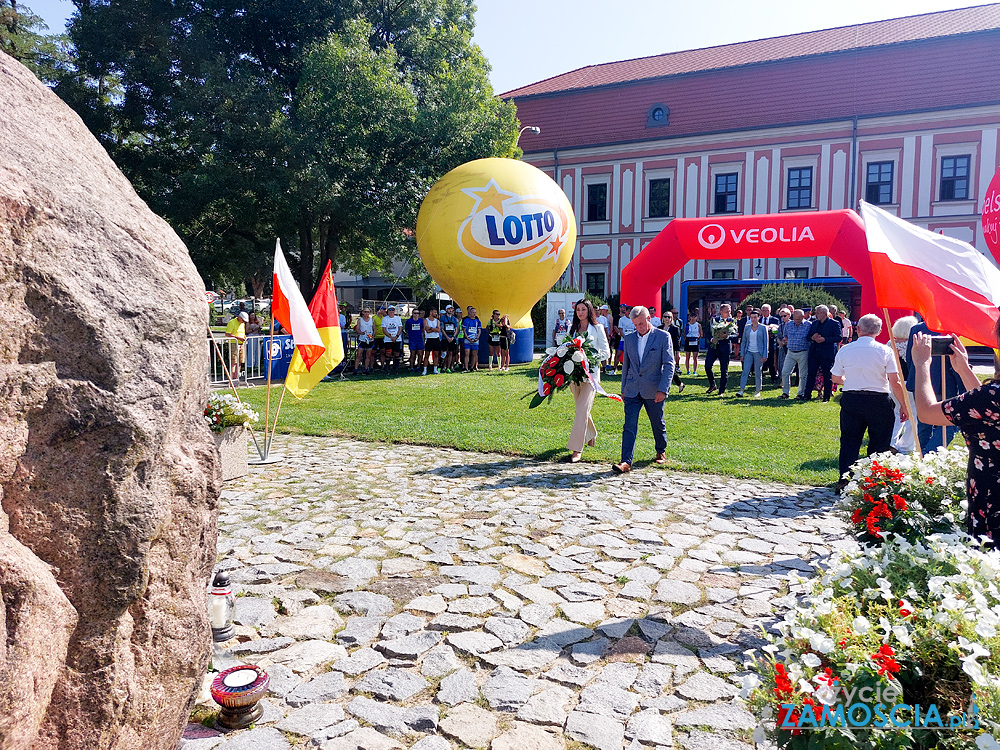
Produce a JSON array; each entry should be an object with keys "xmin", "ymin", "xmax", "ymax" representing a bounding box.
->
[{"xmin": 613, "ymin": 306, "xmax": 675, "ymax": 474}]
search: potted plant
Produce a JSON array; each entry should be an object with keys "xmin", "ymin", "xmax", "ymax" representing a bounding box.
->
[{"xmin": 205, "ymin": 392, "xmax": 259, "ymax": 480}]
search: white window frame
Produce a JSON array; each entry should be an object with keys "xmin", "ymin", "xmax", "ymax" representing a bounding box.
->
[
  {"xmin": 934, "ymin": 142, "xmax": 978, "ymax": 204},
  {"xmin": 709, "ymin": 162, "xmax": 744, "ymax": 215},
  {"xmin": 781, "ymin": 155, "xmax": 820, "ymax": 211},
  {"xmin": 860, "ymin": 149, "xmax": 901, "ymax": 209},
  {"xmin": 582, "ymin": 175, "xmax": 611, "ymax": 223},
  {"xmin": 644, "ymin": 168, "xmax": 676, "ymax": 219}
]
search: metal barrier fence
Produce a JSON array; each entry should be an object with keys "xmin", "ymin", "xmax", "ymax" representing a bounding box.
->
[{"xmin": 209, "ymin": 331, "xmax": 359, "ymax": 385}]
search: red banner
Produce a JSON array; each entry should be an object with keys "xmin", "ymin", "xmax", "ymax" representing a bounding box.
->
[{"xmin": 983, "ymin": 167, "xmax": 1000, "ymax": 264}]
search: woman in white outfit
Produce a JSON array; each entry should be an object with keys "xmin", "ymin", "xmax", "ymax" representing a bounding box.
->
[
  {"xmin": 890, "ymin": 316, "xmax": 919, "ymax": 453},
  {"xmin": 566, "ymin": 299, "xmax": 611, "ymax": 463}
]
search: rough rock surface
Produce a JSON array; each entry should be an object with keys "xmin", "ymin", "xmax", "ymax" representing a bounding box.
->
[{"xmin": 0, "ymin": 52, "xmax": 218, "ymax": 749}]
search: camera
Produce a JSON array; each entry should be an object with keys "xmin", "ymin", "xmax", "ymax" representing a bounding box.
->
[{"xmin": 929, "ymin": 335, "xmax": 954, "ymax": 356}]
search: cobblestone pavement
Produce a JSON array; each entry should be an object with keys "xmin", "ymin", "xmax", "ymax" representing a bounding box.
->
[{"xmin": 182, "ymin": 435, "xmax": 848, "ymax": 750}]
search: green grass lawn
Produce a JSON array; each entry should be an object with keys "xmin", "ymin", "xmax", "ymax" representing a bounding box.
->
[{"xmin": 234, "ymin": 360, "xmax": 847, "ymax": 486}]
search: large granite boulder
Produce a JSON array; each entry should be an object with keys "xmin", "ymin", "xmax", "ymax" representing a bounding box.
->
[{"xmin": 0, "ymin": 52, "xmax": 220, "ymax": 749}]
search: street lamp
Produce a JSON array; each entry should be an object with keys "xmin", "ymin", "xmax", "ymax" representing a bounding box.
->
[{"xmin": 517, "ymin": 125, "xmax": 541, "ymax": 146}]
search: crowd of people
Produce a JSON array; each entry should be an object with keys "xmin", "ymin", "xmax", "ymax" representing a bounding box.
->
[
  {"xmin": 553, "ymin": 299, "xmax": 862, "ymax": 403},
  {"xmin": 351, "ymin": 303, "xmax": 516, "ymax": 375}
]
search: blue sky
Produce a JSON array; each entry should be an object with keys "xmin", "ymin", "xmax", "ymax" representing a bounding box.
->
[{"xmin": 28, "ymin": 0, "xmax": 984, "ymax": 94}]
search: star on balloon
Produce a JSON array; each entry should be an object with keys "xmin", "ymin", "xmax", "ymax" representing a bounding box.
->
[{"xmin": 462, "ymin": 179, "xmax": 516, "ymax": 214}]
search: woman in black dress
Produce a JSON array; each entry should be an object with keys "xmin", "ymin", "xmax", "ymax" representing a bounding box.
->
[{"xmin": 913, "ymin": 322, "xmax": 1000, "ymax": 542}]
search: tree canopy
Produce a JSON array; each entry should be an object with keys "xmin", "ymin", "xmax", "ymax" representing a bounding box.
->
[
  {"xmin": 739, "ymin": 284, "xmax": 850, "ymax": 316},
  {"xmin": 60, "ymin": 0, "xmax": 520, "ymax": 297}
]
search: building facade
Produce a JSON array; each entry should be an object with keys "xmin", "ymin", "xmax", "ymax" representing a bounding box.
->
[{"xmin": 506, "ymin": 5, "xmax": 1000, "ymax": 314}]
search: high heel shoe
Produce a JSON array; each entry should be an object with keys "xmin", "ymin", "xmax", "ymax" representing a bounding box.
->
[
  {"xmin": 569, "ymin": 452, "xmax": 582, "ymax": 463},
  {"xmin": 586, "ymin": 438, "xmax": 596, "ymax": 447}
]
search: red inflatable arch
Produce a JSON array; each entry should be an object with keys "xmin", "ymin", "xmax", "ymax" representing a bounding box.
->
[{"xmin": 620, "ymin": 209, "xmax": 879, "ymax": 330}]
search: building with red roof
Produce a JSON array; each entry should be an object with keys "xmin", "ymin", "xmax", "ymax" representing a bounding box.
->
[{"xmin": 506, "ymin": 4, "xmax": 1000, "ymax": 315}]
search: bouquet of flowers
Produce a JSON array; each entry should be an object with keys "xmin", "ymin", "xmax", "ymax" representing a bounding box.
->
[
  {"xmin": 205, "ymin": 392, "xmax": 260, "ymax": 433},
  {"xmin": 710, "ymin": 318, "xmax": 737, "ymax": 343},
  {"xmin": 526, "ymin": 334, "xmax": 626, "ymax": 408},
  {"xmin": 838, "ymin": 447, "xmax": 968, "ymax": 546},
  {"xmin": 744, "ymin": 534, "xmax": 1000, "ymax": 749}
]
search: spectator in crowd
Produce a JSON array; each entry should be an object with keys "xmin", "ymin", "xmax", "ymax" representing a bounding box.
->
[
  {"xmin": 832, "ymin": 314, "xmax": 908, "ymax": 489},
  {"xmin": 613, "ymin": 303, "xmax": 634, "ymax": 374},
  {"xmin": 463, "ymin": 306, "xmax": 482, "ymax": 371},
  {"xmin": 758, "ymin": 304, "xmax": 779, "ymax": 383},
  {"xmin": 705, "ymin": 303, "xmax": 735, "ymax": 396},
  {"xmin": 733, "ymin": 308, "xmax": 744, "ymax": 358},
  {"xmin": 246, "ymin": 312, "xmax": 261, "ymax": 335},
  {"xmin": 423, "ymin": 307, "xmax": 441, "ymax": 375},
  {"xmin": 737, "ymin": 309, "xmax": 768, "ymax": 398},
  {"xmin": 486, "ymin": 310, "xmax": 504, "ymax": 370},
  {"xmin": 566, "ymin": 300, "xmax": 611, "ymax": 463},
  {"xmin": 890, "ymin": 315, "xmax": 919, "ymax": 453},
  {"xmin": 683, "ymin": 312, "xmax": 702, "ymax": 375},
  {"xmin": 912, "ymin": 323, "xmax": 999, "ymax": 542},
  {"xmin": 737, "ymin": 302, "xmax": 754, "ymax": 340},
  {"xmin": 596, "ymin": 304, "xmax": 614, "ymax": 370},
  {"xmin": 499, "ymin": 314, "xmax": 512, "ymax": 372},
  {"xmin": 806, "ymin": 304, "xmax": 841, "ymax": 401},
  {"xmin": 381, "ymin": 305, "xmax": 403, "ymax": 372},
  {"xmin": 839, "ymin": 310, "xmax": 853, "ymax": 347},
  {"xmin": 649, "ymin": 305, "xmax": 662, "ymax": 328},
  {"xmin": 552, "ymin": 308, "xmax": 570, "ymax": 345},
  {"xmin": 905, "ymin": 318, "xmax": 967, "ymax": 452},
  {"xmin": 455, "ymin": 307, "xmax": 466, "ymax": 368},
  {"xmin": 661, "ymin": 311, "xmax": 685, "ymax": 393},
  {"xmin": 440, "ymin": 304, "xmax": 459, "ymax": 372},
  {"xmin": 406, "ymin": 307, "xmax": 425, "ymax": 372},
  {"xmin": 775, "ymin": 307, "xmax": 790, "ymax": 377},
  {"xmin": 373, "ymin": 305, "xmax": 386, "ymax": 370},
  {"xmin": 354, "ymin": 308, "xmax": 375, "ymax": 374},
  {"xmin": 612, "ymin": 305, "xmax": 673, "ymax": 473},
  {"xmin": 225, "ymin": 311, "xmax": 249, "ymax": 384},
  {"xmin": 780, "ymin": 309, "xmax": 811, "ymax": 399},
  {"xmin": 339, "ymin": 303, "xmax": 350, "ymax": 356}
]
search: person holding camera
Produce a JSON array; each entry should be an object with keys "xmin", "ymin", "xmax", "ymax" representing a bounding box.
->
[
  {"xmin": 912, "ymin": 322, "xmax": 998, "ymax": 543},
  {"xmin": 830, "ymin": 314, "xmax": 908, "ymax": 488},
  {"xmin": 905, "ymin": 319, "xmax": 967, "ymax": 452}
]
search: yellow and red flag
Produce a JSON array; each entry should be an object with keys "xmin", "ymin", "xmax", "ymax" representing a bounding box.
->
[{"xmin": 284, "ymin": 260, "xmax": 344, "ymax": 398}]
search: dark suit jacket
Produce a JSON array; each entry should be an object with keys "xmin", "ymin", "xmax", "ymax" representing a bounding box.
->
[{"xmin": 621, "ymin": 328, "xmax": 675, "ymax": 399}]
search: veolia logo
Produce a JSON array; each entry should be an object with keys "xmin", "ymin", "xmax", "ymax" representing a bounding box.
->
[
  {"xmin": 458, "ymin": 179, "xmax": 570, "ymax": 264},
  {"xmin": 696, "ymin": 222, "xmax": 816, "ymax": 248},
  {"xmin": 697, "ymin": 223, "xmax": 726, "ymax": 250}
]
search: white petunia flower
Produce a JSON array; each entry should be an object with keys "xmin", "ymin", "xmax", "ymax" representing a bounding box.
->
[{"xmin": 801, "ymin": 653, "xmax": 822, "ymax": 668}]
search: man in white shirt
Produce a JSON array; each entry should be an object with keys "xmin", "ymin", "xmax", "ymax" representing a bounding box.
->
[
  {"xmin": 381, "ymin": 305, "xmax": 403, "ymax": 372},
  {"xmin": 613, "ymin": 302, "xmax": 634, "ymax": 373},
  {"xmin": 831, "ymin": 313, "xmax": 908, "ymax": 488},
  {"xmin": 597, "ymin": 304, "xmax": 613, "ymax": 371}
]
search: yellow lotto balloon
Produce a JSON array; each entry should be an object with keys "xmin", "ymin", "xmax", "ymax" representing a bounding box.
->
[{"xmin": 417, "ymin": 158, "xmax": 576, "ymax": 329}]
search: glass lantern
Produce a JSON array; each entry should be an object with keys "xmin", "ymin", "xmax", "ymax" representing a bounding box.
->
[{"xmin": 209, "ymin": 570, "xmax": 236, "ymax": 642}]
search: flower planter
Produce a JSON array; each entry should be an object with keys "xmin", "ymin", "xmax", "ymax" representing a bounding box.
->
[{"xmin": 214, "ymin": 425, "xmax": 248, "ymax": 481}]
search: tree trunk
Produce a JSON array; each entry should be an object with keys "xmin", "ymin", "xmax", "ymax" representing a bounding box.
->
[
  {"xmin": 320, "ymin": 222, "xmax": 339, "ymax": 277},
  {"xmin": 297, "ymin": 216, "xmax": 314, "ymax": 299}
]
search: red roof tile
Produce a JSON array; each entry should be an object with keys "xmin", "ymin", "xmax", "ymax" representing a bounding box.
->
[{"xmin": 501, "ymin": 4, "xmax": 1000, "ymax": 98}]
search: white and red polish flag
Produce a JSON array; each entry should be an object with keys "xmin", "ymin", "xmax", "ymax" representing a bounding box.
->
[
  {"xmin": 861, "ymin": 201, "xmax": 1000, "ymax": 346},
  {"xmin": 271, "ymin": 239, "xmax": 325, "ymax": 369}
]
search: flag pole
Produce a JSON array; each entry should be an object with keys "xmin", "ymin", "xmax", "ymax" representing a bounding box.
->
[
  {"xmin": 882, "ymin": 308, "xmax": 923, "ymax": 458},
  {"xmin": 261, "ymin": 320, "xmax": 276, "ymax": 457},
  {"xmin": 265, "ymin": 386, "xmax": 288, "ymax": 458},
  {"xmin": 249, "ymin": 321, "xmax": 282, "ymax": 465},
  {"xmin": 208, "ymin": 323, "xmax": 264, "ymax": 457}
]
